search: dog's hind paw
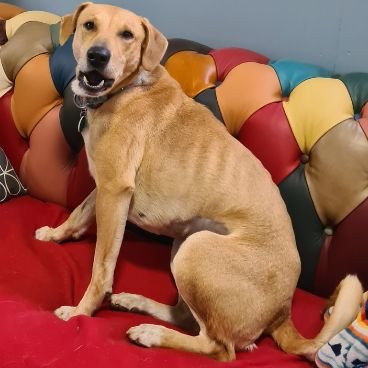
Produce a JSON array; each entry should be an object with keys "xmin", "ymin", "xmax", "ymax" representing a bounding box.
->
[
  {"xmin": 127, "ymin": 324, "xmax": 163, "ymax": 347},
  {"xmin": 110, "ymin": 292, "xmax": 147, "ymax": 313}
]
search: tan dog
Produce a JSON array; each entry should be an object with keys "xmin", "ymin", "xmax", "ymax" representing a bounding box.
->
[{"xmin": 35, "ymin": 2, "xmax": 363, "ymax": 361}]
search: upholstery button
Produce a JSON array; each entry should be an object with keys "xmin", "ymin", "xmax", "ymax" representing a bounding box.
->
[
  {"xmin": 324, "ymin": 227, "xmax": 334, "ymax": 236},
  {"xmin": 301, "ymin": 154, "xmax": 309, "ymax": 164}
]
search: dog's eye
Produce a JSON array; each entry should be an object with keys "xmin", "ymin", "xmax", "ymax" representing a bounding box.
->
[
  {"xmin": 120, "ymin": 30, "xmax": 134, "ymax": 40},
  {"xmin": 84, "ymin": 21, "xmax": 95, "ymax": 31}
]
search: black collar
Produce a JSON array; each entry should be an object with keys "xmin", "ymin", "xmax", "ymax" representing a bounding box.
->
[
  {"xmin": 74, "ymin": 94, "xmax": 110, "ymax": 110},
  {"xmin": 73, "ymin": 89, "xmax": 125, "ymax": 133},
  {"xmin": 73, "ymin": 72, "xmax": 147, "ymax": 132},
  {"xmin": 73, "ymin": 74, "xmax": 141, "ymax": 112}
]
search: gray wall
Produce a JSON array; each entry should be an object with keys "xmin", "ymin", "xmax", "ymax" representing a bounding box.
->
[{"xmin": 7, "ymin": 0, "xmax": 368, "ymax": 73}]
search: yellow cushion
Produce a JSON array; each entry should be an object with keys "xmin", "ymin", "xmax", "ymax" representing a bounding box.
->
[{"xmin": 283, "ymin": 78, "xmax": 354, "ymax": 152}]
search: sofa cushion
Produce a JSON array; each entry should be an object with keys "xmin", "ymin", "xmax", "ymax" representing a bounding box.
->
[
  {"xmin": 0, "ymin": 147, "xmax": 26, "ymax": 202},
  {"xmin": 0, "ymin": 195, "xmax": 324, "ymax": 367}
]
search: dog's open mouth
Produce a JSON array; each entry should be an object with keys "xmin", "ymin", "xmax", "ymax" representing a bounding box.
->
[{"xmin": 78, "ymin": 70, "xmax": 114, "ymax": 94}]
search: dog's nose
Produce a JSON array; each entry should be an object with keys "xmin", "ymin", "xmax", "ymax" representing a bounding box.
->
[{"xmin": 87, "ymin": 46, "xmax": 111, "ymax": 69}]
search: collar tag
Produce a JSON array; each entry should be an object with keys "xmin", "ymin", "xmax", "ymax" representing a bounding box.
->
[{"xmin": 78, "ymin": 109, "xmax": 87, "ymax": 133}]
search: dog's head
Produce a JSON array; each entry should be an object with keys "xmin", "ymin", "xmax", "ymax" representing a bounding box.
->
[{"xmin": 71, "ymin": 2, "xmax": 168, "ymax": 97}]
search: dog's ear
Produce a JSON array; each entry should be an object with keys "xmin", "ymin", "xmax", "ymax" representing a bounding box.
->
[
  {"xmin": 72, "ymin": 2, "xmax": 93, "ymax": 32},
  {"xmin": 141, "ymin": 17, "xmax": 168, "ymax": 72},
  {"xmin": 59, "ymin": 14, "xmax": 73, "ymax": 45}
]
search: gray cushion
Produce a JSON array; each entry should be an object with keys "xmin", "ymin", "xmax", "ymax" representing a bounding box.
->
[{"xmin": 0, "ymin": 148, "xmax": 26, "ymax": 202}]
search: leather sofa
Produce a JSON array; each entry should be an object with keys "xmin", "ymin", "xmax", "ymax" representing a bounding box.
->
[{"xmin": 0, "ymin": 4, "xmax": 367, "ymax": 367}]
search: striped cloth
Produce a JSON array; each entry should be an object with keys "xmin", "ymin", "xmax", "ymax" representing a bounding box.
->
[{"xmin": 315, "ymin": 292, "xmax": 368, "ymax": 368}]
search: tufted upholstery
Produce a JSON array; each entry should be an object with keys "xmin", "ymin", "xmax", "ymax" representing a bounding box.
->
[
  {"xmin": 0, "ymin": 2, "xmax": 367, "ymax": 299},
  {"xmin": 163, "ymin": 40, "xmax": 368, "ymax": 297}
]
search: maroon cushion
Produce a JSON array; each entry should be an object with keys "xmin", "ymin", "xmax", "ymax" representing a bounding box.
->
[{"xmin": 0, "ymin": 92, "xmax": 27, "ymax": 173}]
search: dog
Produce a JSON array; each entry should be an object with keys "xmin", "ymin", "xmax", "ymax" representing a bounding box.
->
[{"xmin": 35, "ymin": 2, "xmax": 363, "ymax": 361}]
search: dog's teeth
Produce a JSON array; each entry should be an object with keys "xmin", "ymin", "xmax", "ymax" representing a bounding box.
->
[
  {"xmin": 95, "ymin": 79, "xmax": 105, "ymax": 88},
  {"xmin": 83, "ymin": 75, "xmax": 90, "ymax": 86},
  {"xmin": 83, "ymin": 75, "xmax": 105, "ymax": 89}
]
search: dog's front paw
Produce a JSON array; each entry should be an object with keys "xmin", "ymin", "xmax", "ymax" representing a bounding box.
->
[
  {"xmin": 54, "ymin": 306, "xmax": 77, "ymax": 321},
  {"xmin": 110, "ymin": 292, "xmax": 147, "ymax": 313},
  {"xmin": 127, "ymin": 324, "xmax": 163, "ymax": 347},
  {"xmin": 35, "ymin": 226, "xmax": 59, "ymax": 242}
]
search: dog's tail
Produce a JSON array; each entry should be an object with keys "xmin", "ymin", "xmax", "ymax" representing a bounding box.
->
[{"xmin": 271, "ymin": 274, "xmax": 363, "ymax": 360}]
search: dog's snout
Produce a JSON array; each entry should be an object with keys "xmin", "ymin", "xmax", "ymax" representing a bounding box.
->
[{"xmin": 87, "ymin": 46, "xmax": 111, "ymax": 69}]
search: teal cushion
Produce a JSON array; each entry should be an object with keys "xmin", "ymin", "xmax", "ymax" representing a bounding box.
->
[{"xmin": 270, "ymin": 59, "xmax": 332, "ymax": 96}]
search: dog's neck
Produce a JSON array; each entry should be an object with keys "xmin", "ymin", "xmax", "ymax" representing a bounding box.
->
[{"xmin": 74, "ymin": 67, "xmax": 162, "ymax": 133}]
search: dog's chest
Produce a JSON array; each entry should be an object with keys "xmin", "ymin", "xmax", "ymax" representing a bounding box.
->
[
  {"xmin": 81, "ymin": 113, "xmax": 109, "ymax": 179},
  {"xmin": 81, "ymin": 128, "xmax": 96, "ymax": 178}
]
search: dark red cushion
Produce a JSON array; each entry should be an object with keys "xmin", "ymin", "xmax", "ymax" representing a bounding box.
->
[
  {"xmin": 0, "ymin": 195, "xmax": 323, "ymax": 367},
  {"xmin": 0, "ymin": 92, "xmax": 27, "ymax": 173}
]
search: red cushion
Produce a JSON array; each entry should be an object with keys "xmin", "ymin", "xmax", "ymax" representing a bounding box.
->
[
  {"xmin": 238, "ymin": 102, "xmax": 301, "ymax": 184},
  {"xmin": 0, "ymin": 196, "xmax": 323, "ymax": 367},
  {"xmin": 209, "ymin": 48, "xmax": 269, "ymax": 81}
]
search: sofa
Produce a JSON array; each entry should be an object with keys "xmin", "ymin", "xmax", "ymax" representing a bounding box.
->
[{"xmin": 0, "ymin": 3, "xmax": 367, "ymax": 367}]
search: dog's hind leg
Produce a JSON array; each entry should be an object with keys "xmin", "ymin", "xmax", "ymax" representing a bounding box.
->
[
  {"xmin": 127, "ymin": 230, "xmax": 249, "ymax": 361},
  {"xmin": 127, "ymin": 319, "xmax": 235, "ymax": 362},
  {"xmin": 111, "ymin": 238, "xmax": 198, "ymax": 331},
  {"xmin": 35, "ymin": 189, "xmax": 96, "ymax": 243},
  {"xmin": 111, "ymin": 294, "xmax": 198, "ymax": 332}
]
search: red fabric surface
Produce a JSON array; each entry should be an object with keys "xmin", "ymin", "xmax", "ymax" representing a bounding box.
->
[
  {"xmin": 238, "ymin": 102, "xmax": 301, "ymax": 184},
  {"xmin": 0, "ymin": 195, "xmax": 325, "ymax": 367},
  {"xmin": 209, "ymin": 48, "xmax": 269, "ymax": 81}
]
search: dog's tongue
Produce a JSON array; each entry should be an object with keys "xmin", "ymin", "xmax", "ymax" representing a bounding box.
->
[{"xmin": 85, "ymin": 70, "xmax": 104, "ymax": 86}]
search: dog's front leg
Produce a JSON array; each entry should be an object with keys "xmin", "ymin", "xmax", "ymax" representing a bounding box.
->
[{"xmin": 55, "ymin": 185, "xmax": 133, "ymax": 320}]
